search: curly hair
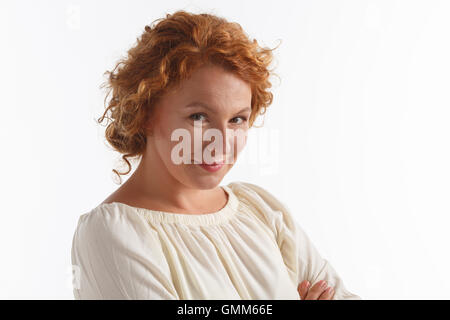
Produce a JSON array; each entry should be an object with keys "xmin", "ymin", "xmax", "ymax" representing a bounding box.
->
[{"xmin": 97, "ymin": 10, "xmax": 280, "ymax": 181}]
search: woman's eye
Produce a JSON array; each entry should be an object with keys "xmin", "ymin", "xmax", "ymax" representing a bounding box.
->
[
  {"xmin": 189, "ymin": 114, "xmax": 247, "ymax": 124},
  {"xmin": 189, "ymin": 113, "xmax": 207, "ymax": 122},
  {"xmin": 230, "ymin": 116, "xmax": 248, "ymax": 124}
]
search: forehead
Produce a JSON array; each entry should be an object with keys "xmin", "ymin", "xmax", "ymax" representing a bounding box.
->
[{"xmin": 169, "ymin": 64, "xmax": 252, "ymax": 108}]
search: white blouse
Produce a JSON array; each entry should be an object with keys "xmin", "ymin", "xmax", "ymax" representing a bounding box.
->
[{"xmin": 71, "ymin": 181, "xmax": 361, "ymax": 300}]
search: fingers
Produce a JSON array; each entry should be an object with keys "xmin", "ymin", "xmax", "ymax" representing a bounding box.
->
[
  {"xmin": 304, "ymin": 280, "xmax": 332, "ymax": 300},
  {"xmin": 318, "ymin": 286, "xmax": 335, "ymax": 300},
  {"xmin": 297, "ymin": 280, "xmax": 310, "ymax": 300}
]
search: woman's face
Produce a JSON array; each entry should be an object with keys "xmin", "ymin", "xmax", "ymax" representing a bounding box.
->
[{"xmin": 146, "ymin": 63, "xmax": 252, "ymax": 189}]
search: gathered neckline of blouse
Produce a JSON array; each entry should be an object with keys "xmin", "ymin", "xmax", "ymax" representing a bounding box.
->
[{"xmin": 98, "ymin": 184, "xmax": 240, "ymax": 226}]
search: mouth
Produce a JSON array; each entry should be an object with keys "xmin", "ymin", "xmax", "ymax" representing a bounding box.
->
[
  {"xmin": 202, "ymin": 160, "xmax": 224, "ymax": 165},
  {"xmin": 197, "ymin": 161, "xmax": 225, "ymax": 172},
  {"xmin": 192, "ymin": 157, "xmax": 227, "ymax": 165}
]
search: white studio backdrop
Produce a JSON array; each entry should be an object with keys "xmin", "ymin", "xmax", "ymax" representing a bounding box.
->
[{"xmin": 0, "ymin": 0, "xmax": 449, "ymax": 299}]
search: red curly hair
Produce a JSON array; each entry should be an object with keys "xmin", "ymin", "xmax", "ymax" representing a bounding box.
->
[{"xmin": 97, "ymin": 10, "xmax": 280, "ymax": 181}]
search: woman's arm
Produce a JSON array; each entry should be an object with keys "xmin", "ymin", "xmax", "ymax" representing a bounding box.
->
[
  {"xmin": 235, "ymin": 181, "xmax": 362, "ymax": 300},
  {"xmin": 290, "ymin": 218, "xmax": 362, "ymax": 300}
]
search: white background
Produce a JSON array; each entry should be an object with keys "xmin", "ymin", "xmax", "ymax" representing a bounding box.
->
[{"xmin": 1, "ymin": 0, "xmax": 449, "ymax": 299}]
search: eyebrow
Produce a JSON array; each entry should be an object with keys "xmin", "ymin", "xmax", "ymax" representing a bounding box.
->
[{"xmin": 185, "ymin": 101, "xmax": 251, "ymax": 114}]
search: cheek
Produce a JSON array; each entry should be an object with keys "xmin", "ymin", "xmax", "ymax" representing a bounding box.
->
[
  {"xmin": 230, "ymin": 130, "xmax": 247, "ymax": 154},
  {"xmin": 237, "ymin": 131, "xmax": 247, "ymax": 153},
  {"xmin": 153, "ymin": 117, "xmax": 185, "ymax": 164},
  {"xmin": 224, "ymin": 129, "xmax": 247, "ymax": 164}
]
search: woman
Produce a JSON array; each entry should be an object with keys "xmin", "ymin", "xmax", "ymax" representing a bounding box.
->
[{"xmin": 71, "ymin": 10, "xmax": 361, "ymax": 300}]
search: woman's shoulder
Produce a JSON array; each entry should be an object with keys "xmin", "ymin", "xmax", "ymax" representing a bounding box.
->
[
  {"xmin": 73, "ymin": 202, "xmax": 155, "ymax": 248},
  {"xmin": 227, "ymin": 181, "xmax": 296, "ymax": 230},
  {"xmin": 77, "ymin": 202, "xmax": 138, "ymax": 226},
  {"xmin": 227, "ymin": 181, "xmax": 291, "ymax": 214}
]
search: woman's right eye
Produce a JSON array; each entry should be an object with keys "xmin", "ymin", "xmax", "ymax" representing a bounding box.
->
[{"xmin": 189, "ymin": 113, "xmax": 207, "ymax": 122}]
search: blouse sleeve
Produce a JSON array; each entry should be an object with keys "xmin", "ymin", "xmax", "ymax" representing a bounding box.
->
[
  {"xmin": 237, "ymin": 182, "xmax": 362, "ymax": 300},
  {"xmin": 71, "ymin": 205, "xmax": 179, "ymax": 300}
]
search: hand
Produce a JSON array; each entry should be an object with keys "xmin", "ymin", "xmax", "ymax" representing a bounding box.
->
[{"xmin": 298, "ymin": 280, "xmax": 335, "ymax": 300}]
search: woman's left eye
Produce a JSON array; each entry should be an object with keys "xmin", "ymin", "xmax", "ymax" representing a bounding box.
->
[
  {"xmin": 230, "ymin": 116, "xmax": 247, "ymax": 124},
  {"xmin": 189, "ymin": 113, "xmax": 207, "ymax": 122}
]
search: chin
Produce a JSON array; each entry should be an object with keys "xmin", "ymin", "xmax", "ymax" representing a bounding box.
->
[{"xmin": 178, "ymin": 164, "xmax": 230, "ymax": 190}]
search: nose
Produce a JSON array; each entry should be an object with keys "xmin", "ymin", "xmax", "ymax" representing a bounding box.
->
[
  {"xmin": 202, "ymin": 124, "xmax": 245, "ymax": 164},
  {"xmin": 201, "ymin": 124, "xmax": 228, "ymax": 162}
]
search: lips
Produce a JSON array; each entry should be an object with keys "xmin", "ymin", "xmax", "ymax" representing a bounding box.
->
[
  {"xmin": 201, "ymin": 161, "xmax": 224, "ymax": 165},
  {"xmin": 198, "ymin": 161, "xmax": 224, "ymax": 172},
  {"xmin": 192, "ymin": 158, "xmax": 225, "ymax": 165}
]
